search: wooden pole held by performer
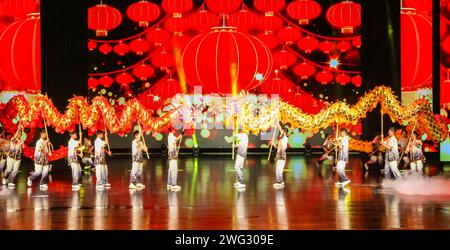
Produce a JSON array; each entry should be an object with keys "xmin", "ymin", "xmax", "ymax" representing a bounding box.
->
[
  {"xmin": 398, "ymin": 119, "xmax": 418, "ymax": 168},
  {"xmin": 42, "ymin": 117, "xmax": 54, "ymax": 153},
  {"xmin": 137, "ymin": 122, "xmax": 150, "ymax": 159},
  {"xmin": 268, "ymin": 119, "xmax": 278, "ymax": 161}
]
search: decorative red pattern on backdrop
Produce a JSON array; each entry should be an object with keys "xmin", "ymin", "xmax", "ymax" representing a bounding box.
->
[{"xmin": 0, "ymin": 13, "xmax": 40, "ymax": 91}]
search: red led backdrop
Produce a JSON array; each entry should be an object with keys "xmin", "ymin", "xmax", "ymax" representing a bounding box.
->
[
  {"xmin": 440, "ymin": 0, "xmax": 450, "ymax": 160},
  {"xmin": 87, "ymin": 0, "xmax": 362, "ymax": 148},
  {"xmin": 87, "ymin": 0, "xmax": 361, "ymax": 107},
  {"xmin": 0, "ymin": 0, "xmax": 41, "ymax": 93}
]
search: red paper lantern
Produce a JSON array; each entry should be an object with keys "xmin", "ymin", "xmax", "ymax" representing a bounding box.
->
[
  {"xmin": 293, "ymin": 62, "xmax": 315, "ymax": 79},
  {"xmin": 88, "ymin": 40, "xmax": 97, "ymax": 51},
  {"xmin": 99, "ymin": 75, "xmax": 114, "ymax": 88},
  {"xmin": 116, "ymin": 72, "xmax": 134, "ymax": 85},
  {"xmin": 229, "ymin": 9, "xmax": 258, "ymax": 31},
  {"xmin": 132, "ymin": 64, "xmax": 155, "ymax": 80},
  {"xmin": 401, "ymin": 10, "xmax": 432, "ymax": 91},
  {"xmin": 351, "ymin": 75, "xmax": 362, "ymax": 87},
  {"xmin": 99, "ymin": 43, "xmax": 112, "ymax": 54},
  {"xmin": 443, "ymin": 36, "xmax": 450, "ymax": 54},
  {"xmin": 163, "ymin": 34, "xmax": 192, "ymax": 53},
  {"xmin": 319, "ymin": 41, "xmax": 334, "ymax": 54},
  {"xmin": 286, "ymin": 0, "xmax": 322, "ymax": 25},
  {"xmin": 151, "ymin": 50, "xmax": 175, "ymax": 69},
  {"xmin": 336, "ymin": 41, "xmax": 351, "ymax": 52},
  {"xmin": 335, "ymin": 73, "xmax": 350, "ymax": 85},
  {"xmin": 126, "ymin": 0, "xmax": 160, "ymax": 27},
  {"xmin": 88, "ymin": 3, "xmax": 122, "ymax": 37},
  {"xmin": 114, "ymin": 42, "xmax": 129, "ymax": 56},
  {"xmin": 257, "ymin": 32, "xmax": 279, "ymax": 49},
  {"xmin": 164, "ymin": 16, "xmax": 188, "ymax": 33},
  {"xmin": 258, "ymin": 77, "xmax": 295, "ymax": 96},
  {"xmin": 151, "ymin": 78, "xmax": 182, "ymax": 101},
  {"xmin": 0, "ymin": 14, "xmax": 40, "ymax": 91},
  {"xmin": 189, "ymin": 10, "xmax": 220, "ymax": 32},
  {"xmin": 273, "ymin": 50, "xmax": 297, "ymax": 69},
  {"xmin": 258, "ymin": 15, "xmax": 283, "ymax": 32},
  {"xmin": 146, "ymin": 28, "xmax": 171, "ymax": 46},
  {"xmin": 326, "ymin": 1, "xmax": 361, "ymax": 34},
  {"xmin": 206, "ymin": 0, "xmax": 242, "ymax": 14},
  {"xmin": 130, "ymin": 38, "xmax": 151, "ymax": 55},
  {"xmin": 403, "ymin": 0, "xmax": 432, "ymax": 15},
  {"xmin": 162, "ymin": 0, "xmax": 192, "ymax": 16},
  {"xmin": 88, "ymin": 77, "xmax": 99, "ymax": 89},
  {"xmin": 254, "ymin": 0, "xmax": 285, "ymax": 15},
  {"xmin": 297, "ymin": 36, "xmax": 319, "ymax": 53},
  {"xmin": 181, "ymin": 27, "xmax": 273, "ymax": 94},
  {"xmin": 352, "ymin": 37, "xmax": 361, "ymax": 48},
  {"xmin": 277, "ymin": 26, "xmax": 301, "ymax": 45},
  {"xmin": 0, "ymin": 0, "xmax": 37, "ymax": 20},
  {"xmin": 315, "ymin": 71, "xmax": 333, "ymax": 84}
]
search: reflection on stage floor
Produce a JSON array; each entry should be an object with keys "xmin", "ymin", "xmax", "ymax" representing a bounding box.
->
[{"xmin": 0, "ymin": 155, "xmax": 449, "ymax": 230}]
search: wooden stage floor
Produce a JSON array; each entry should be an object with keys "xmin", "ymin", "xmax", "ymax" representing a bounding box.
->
[{"xmin": 0, "ymin": 154, "xmax": 449, "ymax": 230}]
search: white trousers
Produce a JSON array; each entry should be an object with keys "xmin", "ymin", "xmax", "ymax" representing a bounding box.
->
[
  {"xmin": 410, "ymin": 160, "xmax": 423, "ymax": 176},
  {"xmin": 385, "ymin": 161, "xmax": 402, "ymax": 179},
  {"xmin": 168, "ymin": 159, "xmax": 178, "ymax": 186},
  {"xmin": 336, "ymin": 160, "xmax": 349, "ymax": 183},
  {"xmin": 275, "ymin": 159, "xmax": 286, "ymax": 183},
  {"xmin": 70, "ymin": 162, "xmax": 82, "ymax": 185},
  {"xmin": 95, "ymin": 164, "xmax": 108, "ymax": 185},
  {"xmin": 130, "ymin": 162, "xmax": 144, "ymax": 184},
  {"xmin": 234, "ymin": 155, "xmax": 245, "ymax": 184},
  {"xmin": 4, "ymin": 157, "xmax": 20, "ymax": 183}
]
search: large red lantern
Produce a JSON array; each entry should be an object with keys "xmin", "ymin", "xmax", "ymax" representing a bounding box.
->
[
  {"xmin": 351, "ymin": 75, "xmax": 362, "ymax": 87},
  {"xmin": 88, "ymin": 77, "xmax": 99, "ymax": 89},
  {"xmin": 297, "ymin": 36, "xmax": 319, "ymax": 53},
  {"xmin": 326, "ymin": 1, "xmax": 361, "ymax": 34},
  {"xmin": 146, "ymin": 28, "xmax": 171, "ymax": 46},
  {"xmin": 336, "ymin": 41, "xmax": 351, "ymax": 52},
  {"xmin": 277, "ymin": 26, "xmax": 302, "ymax": 45},
  {"xmin": 258, "ymin": 77, "xmax": 295, "ymax": 96},
  {"xmin": 162, "ymin": 0, "xmax": 193, "ymax": 16},
  {"xmin": 0, "ymin": 13, "xmax": 40, "ymax": 91},
  {"xmin": 181, "ymin": 27, "xmax": 273, "ymax": 94},
  {"xmin": 228, "ymin": 9, "xmax": 258, "ymax": 31},
  {"xmin": 286, "ymin": 0, "xmax": 322, "ymax": 25},
  {"xmin": 126, "ymin": 0, "xmax": 160, "ymax": 27},
  {"xmin": 315, "ymin": 70, "xmax": 333, "ymax": 84},
  {"xmin": 130, "ymin": 38, "xmax": 151, "ymax": 55},
  {"xmin": 258, "ymin": 15, "xmax": 283, "ymax": 32},
  {"xmin": 189, "ymin": 10, "xmax": 220, "ymax": 32},
  {"xmin": 401, "ymin": 10, "xmax": 432, "ymax": 91},
  {"xmin": 0, "ymin": 0, "xmax": 37, "ymax": 20},
  {"xmin": 132, "ymin": 64, "xmax": 155, "ymax": 80},
  {"xmin": 206, "ymin": 0, "xmax": 242, "ymax": 15},
  {"xmin": 273, "ymin": 49, "xmax": 297, "ymax": 69},
  {"xmin": 293, "ymin": 62, "xmax": 315, "ymax": 79},
  {"xmin": 403, "ymin": 0, "xmax": 432, "ymax": 15},
  {"xmin": 88, "ymin": 40, "xmax": 97, "ymax": 51},
  {"xmin": 151, "ymin": 50, "xmax": 175, "ymax": 70},
  {"xmin": 88, "ymin": 3, "xmax": 122, "ymax": 37},
  {"xmin": 254, "ymin": 0, "xmax": 285, "ymax": 15}
]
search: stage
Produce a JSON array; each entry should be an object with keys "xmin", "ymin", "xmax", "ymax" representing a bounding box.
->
[{"xmin": 0, "ymin": 154, "xmax": 449, "ymax": 230}]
